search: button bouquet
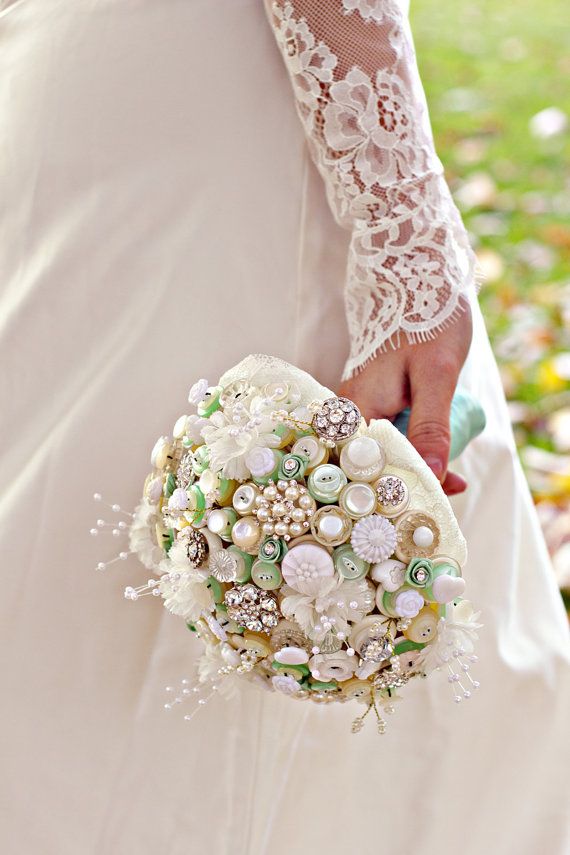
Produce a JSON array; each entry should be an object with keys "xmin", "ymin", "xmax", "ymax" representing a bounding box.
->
[{"xmin": 98, "ymin": 354, "xmax": 484, "ymax": 734}]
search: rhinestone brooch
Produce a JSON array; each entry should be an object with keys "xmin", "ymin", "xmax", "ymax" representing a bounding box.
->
[{"xmin": 311, "ymin": 397, "xmax": 361, "ymax": 444}]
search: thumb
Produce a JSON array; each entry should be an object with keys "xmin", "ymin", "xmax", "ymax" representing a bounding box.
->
[{"xmin": 407, "ymin": 364, "xmax": 454, "ymax": 482}]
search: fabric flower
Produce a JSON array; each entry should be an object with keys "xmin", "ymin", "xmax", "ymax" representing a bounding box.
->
[
  {"xmin": 197, "ymin": 643, "xmax": 240, "ymax": 699},
  {"xmin": 128, "ymin": 499, "xmax": 164, "ymax": 572},
  {"xmin": 405, "ymin": 557, "xmax": 434, "ymax": 588},
  {"xmin": 188, "ymin": 378, "xmax": 209, "ymax": 405},
  {"xmin": 201, "ymin": 409, "xmax": 281, "ymax": 481},
  {"xmin": 159, "ymin": 570, "xmax": 214, "ymax": 622},
  {"xmin": 280, "ymin": 576, "xmax": 374, "ymax": 642},
  {"xmin": 281, "ymin": 543, "xmax": 335, "ymax": 595},
  {"xmin": 244, "ymin": 446, "xmax": 276, "ymax": 478},
  {"xmin": 415, "ymin": 601, "xmax": 483, "ymax": 674}
]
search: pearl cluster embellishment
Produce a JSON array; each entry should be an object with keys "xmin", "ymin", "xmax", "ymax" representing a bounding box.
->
[{"xmin": 252, "ymin": 479, "xmax": 316, "ymax": 541}]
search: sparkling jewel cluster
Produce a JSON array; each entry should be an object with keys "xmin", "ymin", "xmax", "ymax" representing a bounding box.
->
[{"xmin": 110, "ymin": 365, "xmax": 481, "ymax": 735}]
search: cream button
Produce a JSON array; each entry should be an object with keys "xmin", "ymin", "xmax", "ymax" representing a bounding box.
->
[
  {"xmin": 310, "ymin": 506, "xmax": 352, "ymax": 547},
  {"xmin": 291, "ymin": 436, "xmax": 328, "ymax": 471},
  {"xmin": 151, "ymin": 436, "xmax": 172, "ymax": 470},
  {"xmin": 226, "ymin": 545, "xmax": 253, "ymax": 583},
  {"xmin": 339, "ymin": 482, "xmax": 377, "ymax": 519},
  {"xmin": 341, "ymin": 678, "xmax": 372, "ymax": 702},
  {"xmin": 403, "ymin": 607, "xmax": 439, "ymax": 643},
  {"xmin": 172, "ymin": 414, "xmax": 189, "ymax": 439},
  {"xmin": 274, "ymin": 646, "xmax": 310, "ymax": 665},
  {"xmin": 243, "ymin": 630, "xmax": 272, "ymax": 658}
]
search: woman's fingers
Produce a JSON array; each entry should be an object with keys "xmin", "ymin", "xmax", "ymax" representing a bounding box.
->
[
  {"xmin": 442, "ymin": 470, "xmax": 468, "ymax": 495},
  {"xmin": 339, "ymin": 350, "xmax": 409, "ymax": 421}
]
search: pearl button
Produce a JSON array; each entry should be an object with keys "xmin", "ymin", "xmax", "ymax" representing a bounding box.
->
[
  {"xmin": 231, "ymin": 516, "xmax": 261, "ymax": 554},
  {"xmin": 310, "ymin": 506, "xmax": 352, "ymax": 547},
  {"xmin": 413, "ymin": 526, "xmax": 434, "ymax": 548},
  {"xmin": 207, "ymin": 508, "xmax": 237, "ymax": 540},
  {"xmin": 339, "ymin": 482, "xmax": 377, "ymax": 519},
  {"xmin": 232, "ymin": 483, "xmax": 260, "ymax": 515}
]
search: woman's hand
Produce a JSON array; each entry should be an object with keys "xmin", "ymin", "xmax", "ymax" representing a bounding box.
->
[{"xmin": 339, "ymin": 301, "xmax": 473, "ymax": 496}]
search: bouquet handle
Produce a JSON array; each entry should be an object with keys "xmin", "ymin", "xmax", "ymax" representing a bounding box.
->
[{"xmin": 393, "ymin": 389, "xmax": 486, "ymax": 462}]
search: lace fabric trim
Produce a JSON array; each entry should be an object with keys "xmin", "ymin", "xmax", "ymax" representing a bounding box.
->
[{"xmin": 265, "ymin": 0, "xmax": 478, "ymax": 380}]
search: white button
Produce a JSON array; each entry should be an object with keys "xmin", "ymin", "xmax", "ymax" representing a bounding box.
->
[{"xmin": 274, "ymin": 646, "xmax": 310, "ymax": 665}]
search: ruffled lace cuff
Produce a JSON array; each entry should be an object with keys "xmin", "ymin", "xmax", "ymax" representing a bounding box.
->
[{"xmin": 264, "ymin": 0, "xmax": 478, "ymax": 380}]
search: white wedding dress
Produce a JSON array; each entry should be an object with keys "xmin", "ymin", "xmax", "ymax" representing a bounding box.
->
[{"xmin": 1, "ymin": 1, "xmax": 569, "ymax": 854}]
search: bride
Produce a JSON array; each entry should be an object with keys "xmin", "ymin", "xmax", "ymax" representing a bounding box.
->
[{"xmin": 1, "ymin": 1, "xmax": 568, "ymax": 853}]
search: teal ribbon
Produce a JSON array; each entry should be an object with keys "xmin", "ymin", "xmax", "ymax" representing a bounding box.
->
[{"xmin": 393, "ymin": 388, "xmax": 486, "ymax": 461}]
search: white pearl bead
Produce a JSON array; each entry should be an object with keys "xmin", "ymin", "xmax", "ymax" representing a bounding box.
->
[{"xmin": 412, "ymin": 525, "xmax": 434, "ymax": 547}]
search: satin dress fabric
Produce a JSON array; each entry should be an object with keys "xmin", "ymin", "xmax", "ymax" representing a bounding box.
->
[{"xmin": 1, "ymin": 2, "xmax": 569, "ymax": 854}]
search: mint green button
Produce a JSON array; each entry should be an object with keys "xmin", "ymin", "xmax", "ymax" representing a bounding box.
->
[
  {"xmin": 197, "ymin": 386, "xmax": 222, "ymax": 417},
  {"xmin": 271, "ymin": 661, "xmax": 310, "ymax": 681},
  {"xmin": 308, "ymin": 464, "xmax": 347, "ymax": 503},
  {"xmin": 164, "ymin": 473, "xmax": 177, "ymax": 498},
  {"xmin": 252, "ymin": 559, "xmax": 283, "ymax": 591},
  {"xmin": 333, "ymin": 544, "xmax": 370, "ymax": 580},
  {"xmin": 191, "ymin": 445, "xmax": 210, "ymax": 475},
  {"xmin": 309, "ymin": 679, "xmax": 338, "ymax": 692},
  {"xmin": 206, "ymin": 575, "xmax": 224, "ymax": 603}
]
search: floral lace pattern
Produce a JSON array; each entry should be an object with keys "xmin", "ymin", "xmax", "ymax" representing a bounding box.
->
[{"xmin": 264, "ymin": 0, "xmax": 478, "ymax": 379}]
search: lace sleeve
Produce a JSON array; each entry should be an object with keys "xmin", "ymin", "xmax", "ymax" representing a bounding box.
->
[{"xmin": 264, "ymin": 0, "xmax": 478, "ymax": 380}]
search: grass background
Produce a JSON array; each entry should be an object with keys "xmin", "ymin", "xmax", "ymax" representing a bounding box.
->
[{"xmin": 411, "ymin": 0, "xmax": 570, "ymax": 594}]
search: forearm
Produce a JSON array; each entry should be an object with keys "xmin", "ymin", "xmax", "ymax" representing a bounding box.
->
[{"xmin": 264, "ymin": 0, "xmax": 477, "ymax": 379}]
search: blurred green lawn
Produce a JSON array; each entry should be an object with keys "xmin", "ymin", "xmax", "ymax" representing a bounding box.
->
[{"xmin": 412, "ymin": 0, "xmax": 570, "ymax": 589}]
